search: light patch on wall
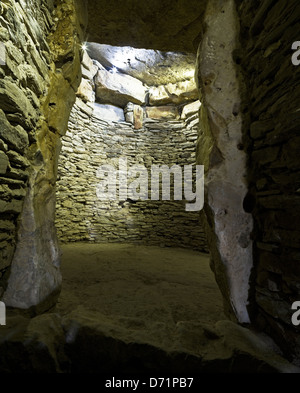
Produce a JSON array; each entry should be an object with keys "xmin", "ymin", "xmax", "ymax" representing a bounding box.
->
[
  {"xmin": 87, "ymin": 42, "xmax": 196, "ymax": 86},
  {"xmin": 0, "ymin": 42, "xmax": 6, "ymax": 65}
]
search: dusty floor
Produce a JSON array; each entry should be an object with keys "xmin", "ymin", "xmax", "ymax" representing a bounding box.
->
[
  {"xmin": 56, "ymin": 243, "xmax": 225, "ymax": 327},
  {"xmin": 1, "ymin": 243, "xmax": 299, "ymax": 373}
]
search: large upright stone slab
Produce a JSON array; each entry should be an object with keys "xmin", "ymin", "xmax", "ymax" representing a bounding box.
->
[
  {"xmin": 2, "ymin": 163, "xmax": 62, "ymax": 312},
  {"xmin": 196, "ymin": 0, "xmax": 253, "ymax": 324}
]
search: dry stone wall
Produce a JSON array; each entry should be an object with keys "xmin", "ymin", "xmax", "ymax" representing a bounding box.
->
[
  {"xmin": 238, "ymin": 0, "xmax": 300, "ymax": 363},
  {"xmin": 55, "ymin": 97, "xmax": 208, "ymax": 252},
  {"xmin": 0, "ymin": 0, "xmax": 86, "ymax": 311}
]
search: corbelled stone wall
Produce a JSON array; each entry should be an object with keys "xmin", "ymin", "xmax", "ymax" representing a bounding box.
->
[
  {"xmin": 0, "ymin": 0, "xmax": 86, "ymax": 312},
  {"xmin": 55, "ymin": 97, "xmax": 208, "ymax": 252},
  {"xmin": 237, "ymin": 0, "xmax": 300, "ymax": 362}
]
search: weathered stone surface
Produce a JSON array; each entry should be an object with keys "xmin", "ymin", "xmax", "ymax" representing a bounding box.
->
[
  {"xmin": 124, "ymin": 102, "xmax": 134, "ymax": 124},
  {"xmin": 88, "ymin": 43, "xmax": 196, "ymax": 85},
  {"xmin": 133, "ymin": 105, "xmax": 144, "ymax": 129},
  {"xmin": 149, "ymin": 80, "xmax": 198, "ymax": 106},
  {"xmin": 45, "ymin": 73, "xmax": 78, "ymax": 136},
  {"xmin": 76, "ymin": 79, "xmax": 95, "ymax": 103},
  {"xmin": 181, "ymin": 100, "xmax": 201, "ymax": 119},
  {"xmin": 0, "ymin": 110, "xmax": 29, "ymax": 153},
  {"xmin": 0, "ymin": 151, "xmax": 8, "ymax": 174},
  {"xmin": 81, "ymin": 50, "xmax": 98, "ymax": 80},
  {"xmin": 0, "ymin": 314, "xmax": 66, "ymax": 373},
  {"xmin": 196, "ymin": 0, "xmax": 253, "ymax": 323},
  {"xmin": 0, "ymin": 79, "xmax": 37, "ymax": 125},
  {"xmin": 6, "ymin": 151, "xmax": 30, "ymax": 168},
  {"xmin": 56, "ymin": 99, "xmax": 206, "ymax": 251},
  {"xmin": 238, "ymin": 0, "xmax": 300, "ymax": 361},
  {"xmin": 92, "ymin": 103, "xmax": 125, "ymax": 122},
  {"xmin": 95, "ymin": 65, "xmax": 147, "ymax": 107},
  {"xmin": 145, "ymin": 106, "xmax": 179, "ymax": 120},
  {"xmin": 0, "ymin": 307, "xmax": 298, "ymax": 373},
  {"xmin": 1, "ymin": 0, "xmax": 86, "ymax": 311}
]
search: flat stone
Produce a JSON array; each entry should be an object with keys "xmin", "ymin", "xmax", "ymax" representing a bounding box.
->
[
  {"xmin": 95, "ymin": 65, "xmax": 146, "ymax": 107},
  {"xmin": 145, "ymin": 106, "xmax": 179, "ymax": 120},
  {"xmin": 92, "ymin": 103, "xmax": 125, "ymax": 122},
  {"xmin": 0, "ymin": 110, "xmax": 29, "ymax": 153},
  {"xmin": 0, "ymin": 151, "xmax": 9, "ymax": 174},
  {"xmin": 149, "ymin": 80, "xmax": 198, "ymax": 106},
  {"xmin": 181, "ymin": 100, "xmax": 201, "ymax": 119}
]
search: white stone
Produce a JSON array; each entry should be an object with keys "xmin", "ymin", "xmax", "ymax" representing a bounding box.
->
[{"xmin": 92, "ymin": 103, "xmax": 125, "ymax": 122}]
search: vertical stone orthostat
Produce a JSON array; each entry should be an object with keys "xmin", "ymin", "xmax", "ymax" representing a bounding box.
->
[
  {"xmin": 2, "ymin": 0, "xmax": 87, "ymax": 313},
  {"xmin": 196, "ymin": 0, "xmax": 253, "ymax": 323}
]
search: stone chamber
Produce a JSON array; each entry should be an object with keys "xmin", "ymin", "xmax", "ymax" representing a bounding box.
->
[{"xmin": 0, "ymin": 0, "xmax": 299, "ymax": 374}]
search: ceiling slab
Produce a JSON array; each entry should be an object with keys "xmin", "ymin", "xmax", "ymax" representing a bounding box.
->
[{"xmin": 85, "ymin": 0, "xmax": 208, "ymax": 53}]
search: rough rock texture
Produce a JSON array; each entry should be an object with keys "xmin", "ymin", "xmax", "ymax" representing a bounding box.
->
[
  {"xmin": 149, "ymin": 81, "xmax": 198, "ymax": 106},
  {"xmin": 145, "ymin": 105, "xmax": 180, "ymax": 120},
  {"xmin": 237, "ymin": 0, "xmax": 300, "ymax": 363},
  {"xmin": 196, "ymin": 0, "xmax": 253, "ymax": 323},
  {"xmin": 86, "ymin": 0, "xmax": 208, "ymax": 53},
  {"xmin": 93, "ymin": 103, "xmax": 125, "ymax": 122},
  {"xmin": 87, "ymin": 43, "xmax": 196, "ymax": 86},
  {"xmin": 95, "ymin": 63, "xmax": 147, "ymax": 107},
  {"xmin": 55, "ymin": 98, "xmax": 208, "ymax": 252},
  {"xmin": 55, "ymin": 48, "xmax": 207, "ymax": 251},
  {"xmin": 0, "ymin": 0, "xmax": 86, "ymax": 311}
]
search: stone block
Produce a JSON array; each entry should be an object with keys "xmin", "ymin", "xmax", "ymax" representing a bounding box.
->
[
  {"xmin": 76, "ymin": 79, "xmax": 95, "ymax": 103},
  {"xmin": 181, "ymin": 100, "xmax": 201, "ymax": 119},
  {"xmin": 0, "ymin": 199, "xmax": 24, "ymax": 214},
  {"xmin": 92, "ymin": 103, "xmax": 125, "ymax": 122},
  {"xmin": 149, "ymin": 80, "xmax": 198, "ymax": 106},
  {"xmin": 0, "ymin": 110, "xmax": 29, "ymax": 152},
  {"xmin": 95, "ymin": 66, "xmax": 146, "ymax": 107},
  {"xmin": 0, "ymin": 151, "xmax": 9, "ymax": 174},
  {"xmin": 133, "ymin": 105, "xmax": 144, "ymax": 129},
  {"xmin": 6, "ymin": 151, "xmax": 30, "ymax": 168},
  {"xmin": 145, "ymin": 106, "xmax": 179, "ymax": 120}
]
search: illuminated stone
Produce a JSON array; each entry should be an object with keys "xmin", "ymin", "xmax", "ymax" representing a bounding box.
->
[
  {"xmin": 95, "ymin": 65, "xmax": 146, "ymax": 107},
  {"xmin": 145, "ymin": 106, "xmax": 179, "ymax": 120},
  {"xmin": 149, "ymin": 80, "xmax": 198, "ymax": 106}
]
